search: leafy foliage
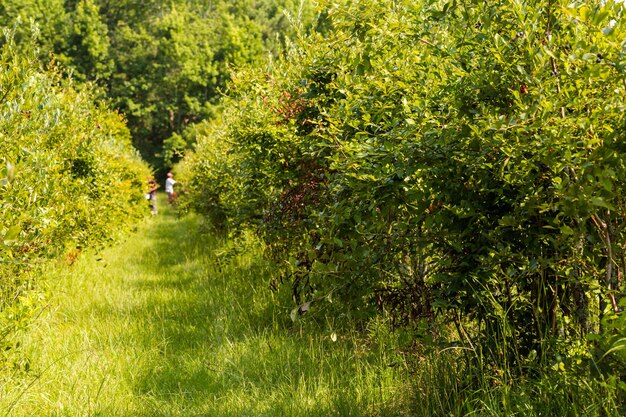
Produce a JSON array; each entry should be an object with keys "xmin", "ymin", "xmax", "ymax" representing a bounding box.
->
[
  {"xmin": 0, "ymin": 31, "xmax": 150, "ymax": 329},
  {"xmin": 180, "ymin": 0, "xmax": 626, "ymax": 392},
  {"xmin": 0, "ymin": 0, "xmax": 322, "ymax": 173}
]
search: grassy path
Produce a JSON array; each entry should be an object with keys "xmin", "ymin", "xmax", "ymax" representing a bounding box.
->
[{"xmin": 1, "ymin": 201, "xmax": 412, "ymax": 416}]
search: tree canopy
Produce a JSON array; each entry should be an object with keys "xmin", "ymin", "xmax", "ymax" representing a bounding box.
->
[{"xmin": 0, "ymin": 0, "xmax": 321, "ymax": 173}]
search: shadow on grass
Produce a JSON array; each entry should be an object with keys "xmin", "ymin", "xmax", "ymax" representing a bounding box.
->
[{"xmin": 105, "ymin": 207, "xmax": 403, "ymax": 416}]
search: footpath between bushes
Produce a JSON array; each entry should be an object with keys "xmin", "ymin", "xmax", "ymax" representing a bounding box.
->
[{"xmin": 0, "ymin": 197, "xmax": 412, "ymax": 417}]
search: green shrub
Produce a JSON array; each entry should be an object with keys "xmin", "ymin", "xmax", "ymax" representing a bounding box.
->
[
  {"xmin": 0, "ymin": 29, "xmax": 150, "ymax": 335},
  {"xmin": 181, "ymin": 0, "xmax": 626, "ymax": 388}
]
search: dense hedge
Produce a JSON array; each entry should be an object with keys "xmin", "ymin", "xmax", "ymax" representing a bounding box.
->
[
  {"xmin": 179, "ymin": 0, "xmax": 626, "ymax": 376},
  {"xmin": 0, "ymin": 33, "xmax": 150, "ymax": 309}
]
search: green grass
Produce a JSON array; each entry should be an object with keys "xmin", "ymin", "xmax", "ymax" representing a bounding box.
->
[
  {"xmin": 1, "ymin": 197, "xmax": 623, "ymax": 416},
  {"xmin": 0, "ymin": 197, "xmax": 413, "ymax": 416}
]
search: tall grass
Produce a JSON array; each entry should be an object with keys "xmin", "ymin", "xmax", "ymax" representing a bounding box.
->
[
  {"xmin": 0, "ymin": 197, "xmax": 622, "ymax": 416},
  {"xmin": 408, "ymin": 347, "xmax": 622, "ymax": 417},
  {"xmin": 0, "ymin": 197, "xmax": 413, "ymax": 416}
]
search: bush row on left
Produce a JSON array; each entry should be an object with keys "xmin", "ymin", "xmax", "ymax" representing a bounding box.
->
[{"xmin": 0, "ymin": 31, "xmax": 151, "ymax": 335}]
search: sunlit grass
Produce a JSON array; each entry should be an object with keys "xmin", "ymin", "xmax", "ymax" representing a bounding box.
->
[
  {"xmin": 2, "ymin": 196, "xmax": 620, "ymax": 416},
  {"xmin": 0, "ymin": 196, "xmax": 413, "ymax": 416}
]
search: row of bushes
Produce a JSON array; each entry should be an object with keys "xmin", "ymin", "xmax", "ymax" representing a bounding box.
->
[
  {"xmin": 0, "ymin": 31, "xmax": 150, "ymax": 329},
  {"xmin": 178, "ymin": 0, "xmax": 626, "ymax": 392}
]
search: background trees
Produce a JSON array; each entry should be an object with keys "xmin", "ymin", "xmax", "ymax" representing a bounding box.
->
[{"xmin": 0, "ymin": 0, "xmax": 320, "ymax": 174}]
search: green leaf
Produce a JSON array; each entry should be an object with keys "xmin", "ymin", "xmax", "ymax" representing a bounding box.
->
[
  {"xmin": 590, "ymin": 196, "xmax": 613, "ymax": 209},
  {"xmin": 579, "ymin": 5, "xmax": 591, "ymax": 21},
  {"xmin": 592, "ymin": 10, "xmax": 610, "ymax": 26},
  {"xmin": 601, "ymin": 177, "xmax": 613, "ymax": 192},
  {"xmin": 582, "ymin": 53, "xmax": 597, "ymax": 61},
  {"xmin": 4, "ymin": 225, "xmax": 21, "ymax": 241},
  {"xmin": 6, "ymin": 162, "xmax": 15, "ymax": 182}
]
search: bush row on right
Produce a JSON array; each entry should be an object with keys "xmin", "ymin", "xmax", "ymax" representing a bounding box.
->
[{"xmin": 179, "ymin": 0, "xmax": 626, "ymax": 412}]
